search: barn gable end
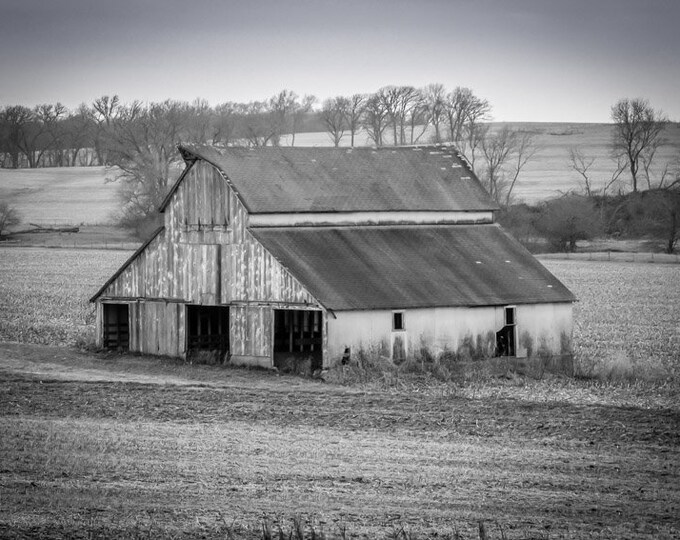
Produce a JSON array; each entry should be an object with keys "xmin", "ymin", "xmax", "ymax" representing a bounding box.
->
[{"xmin": 93, "ymin": 158, "xmax": 325, "ymax": 367}]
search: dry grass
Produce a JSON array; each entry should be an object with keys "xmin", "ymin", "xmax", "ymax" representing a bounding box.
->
[
  {"xmin": 0, "ymin": 248, "xmax": 129, "ymax": 346},
  {"xmin": 542, "ymin": 259, "xmax": 680, "ymax": 383}
]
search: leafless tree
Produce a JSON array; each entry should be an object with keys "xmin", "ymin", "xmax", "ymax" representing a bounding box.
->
[
  {"xmin": 321, "ymin": 96, "xmax": 349, "ymax": 147},
  {"xmin": 363, "ymin": 93, "xmax": 389, "ymax": 147},
  {"xmin": 102, "ymin": 100, "xmax": 185, "ymax": 236},
  {"xmin": 91, "ymin": 95, "xmax": 122, "ymax": 165},
  {"xmin": 479, "ymin": 126, "xmax": 537, "ymax": 205},
  {"xmin": 346, "ymin": 94, "xmax": 366, "ymax": 147},
  {"xmin": 611, "ymin": 98, "xmax": 666, "ymax": 192},
  {"xmin": 212, "ymin": 102, "xmax": 238, "ymax": 146},
  {"xmin": 423, "ymin": 83, "xmax": 446, "ymax": 143},
  {"xmin": 0, "ymin": 105, "xmax": 33, "ymax": 168},
  {"xmin": 237, "ymin": 101, "xmax": 275, "ymax": 147},
  {"xmin": 569, "ymin": 147, "xmax": 626, "ymax": 198}
]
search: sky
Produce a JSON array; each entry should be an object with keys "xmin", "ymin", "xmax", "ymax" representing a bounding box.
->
[{"xmin": 0, "ymin": 0, "xmax": 678, "ymax": 123}]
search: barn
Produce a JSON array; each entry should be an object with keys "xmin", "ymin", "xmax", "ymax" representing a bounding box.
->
[{"xmin": 91, "ymin": 144, "xmax": 575, "ymax": 370}]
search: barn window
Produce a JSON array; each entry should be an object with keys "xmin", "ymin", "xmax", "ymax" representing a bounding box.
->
[
  {"xmin": 505, "ymin": 306, "xmax": 516, "ymax": 326},
  {"xmin": 187, "ymin": 305, "xmax": 230, "ymax": 361},
  {"xmin": 393, "ymin": 311, "xmax": 405, "ymax": 331},
  {"xmin": 103, "ymin": 303, "xmax": 129, "ymax": 350},
  {"xmin": 274, "ymin": 310, "xmax": 323, "ymax": 373}
]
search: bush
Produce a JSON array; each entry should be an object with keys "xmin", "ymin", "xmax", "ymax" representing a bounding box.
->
[{"xmin": 0, "ymin": 200, "xmax": 21, "ymax": 237}]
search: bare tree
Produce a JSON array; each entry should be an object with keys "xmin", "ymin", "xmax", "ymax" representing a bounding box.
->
[
  {"xmin": 91, "ymin": 95, "xmax": 121, "ymax": 165},
  {"xmin": 423, "ymin": 83, "xmax": 446, "ymax": 143},
  {"xmin": 102, "ymin": 100, "xmax": 185, "ymax": 237},
  {"xmin": 611, "ymin": 98, "xmax": 666, "ymax": 192},
  {"xmin": 212, "ymin": 102, "xmax": 237, "ymax": 146},
  {"xmin": 363, "ymin": 93, "xmax": 389, "ymax": 147},
  {"xmin": 569, "ymin": 147, "xmax": 626, "ymax": 198},
  {"xmin": 479, "ymin": 126, "xmax": 537, "ymax": 205},
  {"xmin": 0, "ymin": 105, "xmax": 32, "ymax": 168},
  {"xmin": 321, "ymin": 96, "xmax": 349, "ymax": 147},
  {"xmin": 290, "ymin": 94, "xmax": 316, "ymax": 146},
  {"xmin": 346, "ymin": 94, "xmax": 366, "ymax": 147},
  {"xmin": 237, "ymin": 101, "xmax": 276, "ymax": 147},
  {"xmin": 503, "ymin": 131, "xmax": 537, "ymax": 207},
  {"xmin": 268, "ymin": 90, "xmax": 299, "ymax": 146},
  {"xmin": 444, "ymin": 87, "xmax": 490, "ymax": 145}
]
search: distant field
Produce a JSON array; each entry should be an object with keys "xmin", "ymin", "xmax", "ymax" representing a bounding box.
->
[
  {"xmin": 1, "ymin": 123, "xmax": 679, "ymax": 227},
  {"xmin": 0, "ymin": 166, "xmax": 119, "ymax": 226}
]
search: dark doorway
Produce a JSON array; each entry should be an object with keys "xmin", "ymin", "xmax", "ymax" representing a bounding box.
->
[
  {"xmin": 187, "ymin": 305, "xmax": 230, "ymax": 364},
  {"xmin": 496, "ymin": 306, "xmax": 516, "ymax": 357},
  {"xmin": 274, "ymin": 309, "xmax": 323, "ymax": 373},
  {"xmin": 103, "ymin": 303, "xmax": 129, "ymax": 350}
]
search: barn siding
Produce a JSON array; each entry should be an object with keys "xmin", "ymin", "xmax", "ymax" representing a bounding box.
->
[
  {"xmin": 327, "ymin": 304, "xmax": 573, "ymax": 366},
  {"xmin": 96, "ymin": 159, "xmax": 323, "ymax": 361}
]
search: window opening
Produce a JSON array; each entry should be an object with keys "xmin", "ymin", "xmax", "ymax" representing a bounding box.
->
[
  {"xmin": 393, "ymin": 311, "xmax": 405, "ymax": 331},
  {"xmin": 103, "ymin": 303, "xmax": 129, "ymax": 350}
]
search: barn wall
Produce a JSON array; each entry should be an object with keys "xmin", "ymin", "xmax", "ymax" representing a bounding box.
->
[
  {"xmin": 515, "ymin": 303, "xmax": 573, "ymax": 356},
  {"xmin": 96, "ymin": 159, "xmax": 322, "ymax": 361},
  {"xmin": 326, "ymin": 303, "xmax": 573, "ymax": 365}
]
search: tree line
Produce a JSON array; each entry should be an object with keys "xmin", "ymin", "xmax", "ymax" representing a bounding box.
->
[{"xmin": 1, "ymin": 90, "xmax": 677, "ymax": 251}]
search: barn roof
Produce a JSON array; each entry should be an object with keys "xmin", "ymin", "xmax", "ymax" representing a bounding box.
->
[
  {"xmin": 251, "ymin": 224, "xmax": 575, "ymax": 311},
  {"xmin": 161, "ymin": 144, "xmax": 498, "ymax": 214}
]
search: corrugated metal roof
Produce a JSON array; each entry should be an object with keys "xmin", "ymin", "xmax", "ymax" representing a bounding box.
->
[
  {"xmin": 167, "ymin": 144, "xmax": 497, "ymax": 214},
  {"xmin": 252, "ymin": 224, "xmax": 575, "ymax": 310}
]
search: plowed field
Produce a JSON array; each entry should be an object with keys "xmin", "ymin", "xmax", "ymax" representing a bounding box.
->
[{"xmin": 1, "ymin": 343, "xmax": 678, "ymax": 539}]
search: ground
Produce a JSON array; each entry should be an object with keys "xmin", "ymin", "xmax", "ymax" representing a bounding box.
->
[{"xmin": 1, "ymin": 342, "xmax": 678, "ymax": 539}]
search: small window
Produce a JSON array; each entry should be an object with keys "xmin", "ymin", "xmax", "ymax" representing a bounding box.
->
[
  {"xmin": 505, "ymin": 306, "xmax": 516, "ymax": 326},
  {"xmin": 393, "ymin": 311, "xmax": 405, "ymax": 331}
]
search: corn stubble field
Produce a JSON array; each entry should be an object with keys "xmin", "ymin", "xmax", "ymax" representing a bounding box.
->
[{"xmin": 0, "ymin": 247, "xmax": 679, "ymax": 539}]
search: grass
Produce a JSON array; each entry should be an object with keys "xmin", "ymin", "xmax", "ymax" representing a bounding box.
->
[
  {"xmin": 0, "ymin": 247, "xmax": 130, "ymax": 346},
  {"xmin": 541, "ymin": 259, "xmax": 680, "ymax": 383}
]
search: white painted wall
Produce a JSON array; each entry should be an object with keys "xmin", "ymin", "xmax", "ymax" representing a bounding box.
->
[{"xmin": 326, "ymin": 303, "xmax": 573, "ymax": 365}]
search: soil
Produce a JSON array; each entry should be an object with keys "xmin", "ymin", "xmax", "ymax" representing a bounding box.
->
[{"xmin": 1, "ymin": 342, "xmax": 679, "ymax": 539}]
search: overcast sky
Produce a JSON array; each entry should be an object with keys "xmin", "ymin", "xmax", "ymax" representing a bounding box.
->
[{"xmin": 1, "ymin": 0, "xmax": 678, "ymax": 122}]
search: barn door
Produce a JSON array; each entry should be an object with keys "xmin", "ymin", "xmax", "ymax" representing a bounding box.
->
[{"xmin": 496, "ymin": 306, "xmax": 516, "ymax": 356}]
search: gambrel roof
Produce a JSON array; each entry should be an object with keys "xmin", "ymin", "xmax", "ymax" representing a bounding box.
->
[
  {"xmin": 253, "ymin": 224, "xmax": 575, "ymax": 310},
  {"xmin": 161, "ymin": 144, "xmax": 498, "ymax": 214}
]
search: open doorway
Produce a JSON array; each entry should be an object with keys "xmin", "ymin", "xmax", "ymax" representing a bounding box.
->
[
  {"xmin": 496, "ymin": 306, "xmax": 516, "ymax": 357},
  {"xmin": 103, "ymin": 303, "xmax": 129, "ymax": 350},
  {"xmin": 273, "ymin": 309, "xmax": 323, "ymax": 374},
  {"xmin": 187, "ymin": 305, "xmax": 230, "ymax": 364}
]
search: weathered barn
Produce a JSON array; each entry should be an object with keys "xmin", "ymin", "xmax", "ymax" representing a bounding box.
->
[{"xmin": 91, "ymin": 144, "xmax": 575, "ymax": 369}]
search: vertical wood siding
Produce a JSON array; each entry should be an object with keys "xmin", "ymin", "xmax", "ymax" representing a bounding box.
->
[{"xmin": 96, "ymin": 159, "xmax": 323, "ymax": 360}]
